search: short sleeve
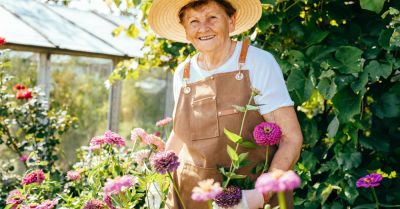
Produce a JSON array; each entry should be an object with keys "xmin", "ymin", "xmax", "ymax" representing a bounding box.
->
[
  {"xmin": 173, "ymin": 61, "xmax": 187, "ymax": 104},
  {"xmin": 247, "ymin": 48, "xmax": 294, "ymax": 115}
]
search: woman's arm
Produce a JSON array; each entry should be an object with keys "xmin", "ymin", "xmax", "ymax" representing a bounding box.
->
[
  {"xmin": 165, "ymin": 131, "xmax": 184, "ymax": 154},
  {"xmin": 261, "ymin": 106, "xmax": 303, "ymax": 202}
]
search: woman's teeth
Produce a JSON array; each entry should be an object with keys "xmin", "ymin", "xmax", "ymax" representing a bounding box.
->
[{"xmin": 199, "ymin": 35, "xmax": 215, "ymax": 40}]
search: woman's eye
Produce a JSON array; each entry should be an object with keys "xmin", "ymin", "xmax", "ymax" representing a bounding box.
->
[{"xmin": 190, "ymin": 20, "xmax": 199, "ymax": 24}]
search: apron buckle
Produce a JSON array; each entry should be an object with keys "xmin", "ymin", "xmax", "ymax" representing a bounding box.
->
[{"xmin": 235, "ymin": 71, "xmax": 244, "ymax": 80}]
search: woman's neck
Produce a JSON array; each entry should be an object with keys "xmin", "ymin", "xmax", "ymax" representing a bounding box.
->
[{"xmin": 198, "ymin": 40, "xmax": 237, "ymax": 71}]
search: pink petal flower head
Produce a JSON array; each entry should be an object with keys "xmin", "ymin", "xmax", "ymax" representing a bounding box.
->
[
  {"xmin": 279, "ymin": 170, "xmax": 301, "ymax": 190},
  {"xmin": 89, "ymin": 144, "xmax": 101, "ymax": 151},
  {"xmin": 21, "ymin": 203, "xmax": 40, "ymax": 209},
  {"xmin": 145, "ymin": 134, "xmax": 166, "ymax": 151},
  {"xmin": 132, "ymin": 150, "xmax": 151, "ymax": 166},
  {"xmin": 38, "ymin": 198, "xmax": 58, "ymax": 209},
  {"xmin": 104, "ymin": 175, "xmax": 136, "ymax": 195},
  {"xmin": 214, "ymin": 186, "xmax": 242, "ymax": 208},
  {"xmin": 104, "ymin": 130, "xmax": 126, "ymax": 147},
  {"xmin": 253, "ymin": 122, "xmax": 282, "ymax": 146},
  {"xmin": 0, "ymin": 37, "xmax": 6, "ymax": 45},
  {"xmin": 6, "ymin": 189, "xmax": 26, "ymax": 208},
  {"xmin": 83, "ymin": 199, "xmax": 108, "ymax": 209},
  {"xmin": 192, "ymin": 179, "xmax": 223, "ymax": 202},
  {"xmin": 16, "ymin": 90, "xmax": 33, "ymax": 100},
  {"xmin": 255, "ymin": 170, "xmax": 301, "ymax": 193},
  {"xmin": 356, "ymin": 173, "xmax": 383, "ymax": 188},
  {"xmin": 131, "ymin": 128, "xmax": 149, "ymax": 142},
  {"xmin": 151, "ymin": 150, "xmax": 180, "ymax": 174},
  {"xmin": 66, "ymin": 170, "xmax": 81, "ymax": 181},
  {"xmin": 90, "ymin": 136, "xmax": 106, "ymax": 146},
  {"xmin": 156, "ymin": 117, "xmax": 173, "ymax": 127},
  {"xmin": 19, "ymin": 154, "xmax": 29, "ymax": 162},
  {"xmin": 103, "ymin": 195, "xmax": 116, "ymax": 209},
  {"xmin": 21, "ymin": 169, "xmax": 45, "ymax": 185}
]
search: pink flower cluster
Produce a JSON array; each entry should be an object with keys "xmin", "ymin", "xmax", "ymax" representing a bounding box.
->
[
  {"xmin": 20, "ymin": 198, "xmax": 58, "ymax": 209},
  {"xmin": 6, "ymin": 189, "xmax": 26, "ymax": 209},
  {"xmin": 66, "ymin": 170, "xmax": 81, "ymax": 181},
  {"xmin": 253, "ymin": 122, "xmax": 282, "ymax": 146},
  {"xmin": 13, "ymin": 84, "xmax": 33, "ymax": 100},
  {"xmin": 131, "ymin": 128, "xmax": 165, "ymax": 151},
  {"xmin": 356, "ymin": 173, "xmax": 383, "ymax": 188},
  {"xmin": 156, "ymin": 117, "xmax": 173, "ymax": 127},
  {"xmin": 89, "ymin": 130, "xmax": 126, "ymax": 149},
  {"xmin": 104, "ymin": 195, "xmax": 116, "ymax": 209},
  {"xmin": 0, "ymin": 37, "xmax": 5, "ymax": 45},
  {"xmin": 19, "ymin": 154, "xmax": 29, "ymax": 162},
  {"xmin": 21, "ymin": 169, "xmax": 45, "ymax": 185},
  {"xmin": 83, "ymin": 199, "xmax": 108, "ymax": 209},
  {"xmin": 255, "ymin": 170, "xmax": 301, "ymax": 193},
  {"xmin": 132, "ymin": 149, "xmax": 151, "ymax": 166},
  {"xmin": 191, "ymin": 179, "xmax": 222, "ymax": 201},
  {"xmin": 104, "ymin": 175, "xmax": 136, "ymax": 195}
]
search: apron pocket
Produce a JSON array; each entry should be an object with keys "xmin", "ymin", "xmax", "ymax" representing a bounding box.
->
[{"xmin": 190, "ymin": 96, "xmax": 219, "ymax": 140}]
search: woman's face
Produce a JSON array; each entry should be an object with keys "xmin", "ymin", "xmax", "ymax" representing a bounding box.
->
[{"xmin": 181, "ymin": 1, "xmax": 236, "ymax": 53}]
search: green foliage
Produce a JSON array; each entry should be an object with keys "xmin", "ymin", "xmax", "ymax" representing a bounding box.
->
[{"xmin": 109, "ymin": 0, "xmax": 400, "ymax": 207}]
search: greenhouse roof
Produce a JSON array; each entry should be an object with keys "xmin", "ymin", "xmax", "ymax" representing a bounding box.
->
[{"xmin": 0, "ymin": 0, "xmax": 144, "ymax": 59}]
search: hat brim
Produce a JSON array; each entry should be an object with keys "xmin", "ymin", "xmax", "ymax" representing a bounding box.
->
[{"xmin": 148, "ymin": 0, "xmax": 262, "ymax": 43}]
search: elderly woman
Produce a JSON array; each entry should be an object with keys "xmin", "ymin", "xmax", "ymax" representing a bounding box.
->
[{"xmin": 148, "ymin": 0, "xmax": 303, "ymax": 208}]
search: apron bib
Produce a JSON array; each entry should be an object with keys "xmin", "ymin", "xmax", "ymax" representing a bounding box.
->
[{"xmin": 166, "ymin": 39, "xmax": 293, "ymax": 209}]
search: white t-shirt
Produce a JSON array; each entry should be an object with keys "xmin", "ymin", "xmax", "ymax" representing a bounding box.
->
[{"xmin": 173, "ymin": 41, "xmax": 294, "ymax": 115}]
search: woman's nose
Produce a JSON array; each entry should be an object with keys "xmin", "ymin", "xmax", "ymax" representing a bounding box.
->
[{"xmin": 197, "ymin": 21, "xmax": 211, "ymax": 32}]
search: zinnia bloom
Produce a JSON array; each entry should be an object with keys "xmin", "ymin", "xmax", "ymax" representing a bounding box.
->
[
  {"xmin": 0, "ymin": 37, "xmax": 5, "ymax": 45},
  {"xmin": 90, "ymin": 136, "xmax": 106, "ymax": 146},
  {"xmin": 356, "ymin": 173, "xmax": 383, "ymax": 188},
  {"xmin": 253, "ymin": 122, "xmax": 282, "ymax": 146},
  {"xmin": 104, "ymin": 130, "xmax": 126, "ymax": 146},
  {"xmin": 20, "ymin": 203, "xmax": 39, "ymax": 209},
  {"xmin": 104, "ymin": 175, "xmax": 136, "ymax": 195},
  {"xmin": 151, "ymin": 151, "xmax": 180, "ymax": 174},
  {"xmin": 83, "ymin": 199, "xmax": 108, "ymax": 209},
  {"xmin": 19, "ymin": 154, "xmax": 29, "ymax": 162},
  {"xmin": 132, "ymin": 149, "xmax": 151, "ymax": 166},
  {"xmin": 66, "ymin": 170, "xmax": 81, "ymax": 181},
  {"xmin": 214, "ymin": 186, "xmax": 242, "ymax": 208},
  {"xmin": 255, "ymin": 170, "xmax": 301, "ymax": 193},
  {"xmin": 156, "ymin": 117, "xmax": 172, "ymax": 127},
  {"xmin": 21, "ymin": 169, "xmax": 45, "ymax": 185},
  {"xmin": 145, "ymin": 134, "xmax": 165, "ymax": 151},
  {"xmin": 131, "ymin": 128, "xmax": 148, "ymax": 141},
  {"xmin": 6, "ymin": 189, "xmax": 26, "ymax": 208},
  {"xmin": 16, "ymin": 89, "xmax": 33, "ymax": 100},
  {"xmin": 104, "ymin": 195, "xmax": 116, "ymax": 209},
  {"xmin": 13, "ymin": 84, "xmax": 26, "ymax": 91},
  {"xmin": 191, "ymin": 179, "xmax": 222, "ymax": 201},
  {"xmin": 38, "ymin": 199, "xmax": 58, "ymax": 209}
]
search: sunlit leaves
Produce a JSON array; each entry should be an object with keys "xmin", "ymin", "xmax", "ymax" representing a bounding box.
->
[
  {"xmin": 360, "ymin": 0, "xmax": 386, "ymax": 14},
  {"xmin": 332, "ymin": 87, "xmax": 362, "ymax": 123}
]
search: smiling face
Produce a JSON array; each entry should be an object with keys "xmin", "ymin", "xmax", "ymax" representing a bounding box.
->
[{"xmin": 180, "ymin": 1, "xmax": 236, "ymax": 53}]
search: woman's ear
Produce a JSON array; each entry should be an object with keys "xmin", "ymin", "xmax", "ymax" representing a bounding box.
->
[{"xmin": 228, "ymin": 14, "xmax": 237, "ymax": 33}]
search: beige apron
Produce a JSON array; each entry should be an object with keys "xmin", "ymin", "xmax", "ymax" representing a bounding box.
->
[{"xmin": 167, "ymin": 40, "xmax": 293, "ymax": 209}]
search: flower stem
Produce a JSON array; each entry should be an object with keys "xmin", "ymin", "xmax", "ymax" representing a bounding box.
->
[
  {"xmin": 167, "ymin": 171, "xmax": 186, "ymax": 209},
  {"xmin": 372, "ymin": 187, "xmax": 380, "ymax": 209},
  {"xmin": 379, "ymin": 203, "xmax": 400, "ymax": 208},
  {"xmin": 207, "ymin": 200, "xmax": 213, "ymax": 209},
  {"xmin": 261, "ymin": 146, "xmax": 269, "ymax": 173},
  {"xmin": 277, "ymin": 192, "xmax": 286, "ymax": 209}
]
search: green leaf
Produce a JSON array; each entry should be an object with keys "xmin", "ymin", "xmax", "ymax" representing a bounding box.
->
[
  {"xmin": 344, "ymin": 181, "xmax": 359, "ymax": 204},
  {"xmin": 336, "ymin": 149, "xmax": 362, "ymax": 171},
  {"xmin": 332, "ymin": 87, "xmax": 362, "ymax": 123},
  {"xmin": 227, "ymin": 145, "xmax": 239, "ymax": 161},
  {"xmin": 224, "ymin": 128, "xmax": 243, "ymax": 143},
  {"xmin": 335, "ymin": 46, "xmax": 363, "ymax": 74},
  {"xmin": 230, "ymin": 174, "xmax": 247, "ymax": 179},
  {"xmin": 317, "ymin": 78, "xmax": 337, "ymax": 99},
  {"xmin": 246, "ymin": 105, "xmax": 259, "ymax": 111},
  {"xmin": 320, "ymin": 184, "xmax": 334, "ymax": 204},
  {"xmin": 287, "ymin": 70, "xmax": 314, "ymax": 103},
  {"xmin": 240, "ymin": 140, "xmax": 257, "ymax": 148},
  {"xmin": 126, "ymin": 24, "xmax": 140, "ymax": 39},
  {"xmin": 365, "ymin": 60, "xmax": 392, "ymax": 83},
  {"xmin": 232, "ymin": 105, "xmax": 246, "ymax": 112},
  {"xmin": 238, "ymin": 152, "xmax": 249, "ymax": 162},
  {"xmin": 327, "ymin": 116, "xmax": 339, "ymax": 138},
  {"xmin": 351, "ymin": 70, "xmax": 369, "ymax": 94},
  {"xmin": 353, "ymin": 204, "xmax": 377, "ymax": 209},
  {"xmin": 301, "ymin": 151, "xmax": 318, "ymax": 172},
  {"xmin": 360, "ymin": 0, "xmax": 386, "ymax": 14},
  {"xmin": 372, "ymin": 83, "xmax": 400, "ymax": 118}
]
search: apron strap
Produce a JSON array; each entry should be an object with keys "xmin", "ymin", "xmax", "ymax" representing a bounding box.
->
[{"xmin": 238, "ymin": 38, "xmax": 250, "ymax": 70}]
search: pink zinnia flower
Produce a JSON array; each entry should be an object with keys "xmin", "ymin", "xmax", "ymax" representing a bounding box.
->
[
  {"xmin": 255, "ymin": 170, "xmax": 301, "ymax": 193},
  {"xmin": 156, "ymin": 117, "xmax": 172, "ymax": 127},
  {"xmin": 104, "ymin": 175, "xmax": 136, "ymax": 195},
  {"xmin": 38, "ymin": 198, "xmax": 58, "ymax": 209},
  {"xmin": 104, "ymin": 130, "xmax": 126, "ymax": 147},
  {"xmin": 83, "ymin": 199, "xmax": 108, "ymax": 209},
  {"xmin": 19, "ymin": 154, "xmax": 29, "ymax": 162},
  {"xmin": 131, "ymin": 128, "xmax": 149, "ymax": 142},
  {"xmin": 66, "ymin": 170, "xmax": 81, "ymax": 181},
  {"xmin": 89, "ymin": 144, "xmax": 101, "ymax": 151},
  {"xmin": 132, "ymin": 149, "xmax": 151, "ymax": 166},
  {"xmin": 151, "ymin": 151, "xmax": 180, "ymax": 174},
  {"xmin": 104, "ymin": 195, "xmax": 116, "ymax": 209},
  {"xmin": 191, "ymin": 179, "xmax": 222, "ymax": 201},
  {"xmin": 6, "ymin": 189, "xmax": 26, "ymax": 208},
  {"xmin": 16, "ymin": 89, "xmax": 33, "ymax": 100},
  {"xmin": 90, "ymin": 136, "xmax": 106, "ymax": 146},
  {"xmin": 356, "ymin": 173, "xmax": 383, "ymax": 188},
  {"xmin": 0, "ymin": 37, "xmax": 5, "ymax": 45},
  {"xmin": 21, "ymin": 169, "xmax": 45, "ymax": 185},
  {"xmin": 21, "ymin": 203, "xmax": 40, "ymax": 209},
  {"xmin": 145, "ymin": 134, "xmax": 165, "ymax": 151},
  {"xmin": 214, "ymin": 186, "xmax": 242, "ymax": 208},
  {"xmin": 253, "ymin": 122, "xmax": 282, "ymax": 146}
]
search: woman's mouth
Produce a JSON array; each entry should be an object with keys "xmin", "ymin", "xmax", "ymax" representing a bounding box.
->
[{"xmin": 198, "ymin": 35, "xmax": 216, "ymax": 41}]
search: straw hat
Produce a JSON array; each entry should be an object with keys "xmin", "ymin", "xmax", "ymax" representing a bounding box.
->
[{"xmin": 148, "ymin": 0, "xmax": 262, "ymax": 43}]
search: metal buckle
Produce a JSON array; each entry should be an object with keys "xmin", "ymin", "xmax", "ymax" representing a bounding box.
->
[
  {"xmin": 183, "ymin": 86, "xmax": 191, "ymax": 94},
  {"xmin": 235, "ymin": 72, "xmax": 244, "ymax": 80}
]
